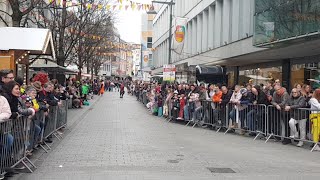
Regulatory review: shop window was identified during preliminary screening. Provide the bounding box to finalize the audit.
[291,63,320,90]
[239,67,282,87]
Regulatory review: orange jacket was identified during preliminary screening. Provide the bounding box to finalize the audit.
[212,91,222,103]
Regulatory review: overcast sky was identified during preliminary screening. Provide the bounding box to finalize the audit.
[114,0,152,44]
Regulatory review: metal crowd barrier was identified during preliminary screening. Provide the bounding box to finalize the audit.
[0,100,70,176]
[265,106,320,152]
[0,116,37,175]
[137,94,320,152]
[56,100,68,131]
[43,106,58,139]
[224,103,268,139]
[200,101,228,131]
[43,100,68,141]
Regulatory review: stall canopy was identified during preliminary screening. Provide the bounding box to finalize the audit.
[0,27,55,59]
[30,64,77,74]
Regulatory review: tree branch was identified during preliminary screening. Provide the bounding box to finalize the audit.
[0,14,9,26]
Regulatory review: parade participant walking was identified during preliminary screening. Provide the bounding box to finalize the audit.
[99,80,105,96]
[120,82,125,98]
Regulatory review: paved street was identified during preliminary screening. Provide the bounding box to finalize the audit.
[19,92,320,180]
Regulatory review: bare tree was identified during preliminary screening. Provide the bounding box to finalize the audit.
[0,0,53,27]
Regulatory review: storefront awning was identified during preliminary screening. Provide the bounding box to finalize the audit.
[196,65,224,75]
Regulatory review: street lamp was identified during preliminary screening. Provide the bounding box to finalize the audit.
[147,0,175,65]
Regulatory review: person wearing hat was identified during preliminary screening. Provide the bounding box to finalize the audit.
[31,81,43,92]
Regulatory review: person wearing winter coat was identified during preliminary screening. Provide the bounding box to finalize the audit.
[0,94,11,121]
[285,88,306,147]
[208,86,222,127]
[184,84,197,120]
[120,83,125,98]
[81,82,90,100]
[309,89,320,151]
[0,90,13,174]
[246,86,270,136]
[192,85,207,126]
[172,92,180,119]
[229,85,242,129]
[0,81,34,169]
[271,84,290,144]
[2,81,35,119]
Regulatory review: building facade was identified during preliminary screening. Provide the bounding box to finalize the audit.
[131,44,142,77]
[152,0,320,89]
[140,13,155,81]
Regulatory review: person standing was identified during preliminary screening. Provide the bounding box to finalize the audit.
[0,69,14,91]
[120,82,125,98]
[271,84,290,144]
[286,88,306,147]
[99,80,105,96]
[81,81,90,100]
[309,89,320,151]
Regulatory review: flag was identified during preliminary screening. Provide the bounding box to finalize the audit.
[131,3,136,10]
[172,17,188,54]
[87,3,92,9]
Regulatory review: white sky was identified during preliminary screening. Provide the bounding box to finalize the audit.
[114,0,152,44]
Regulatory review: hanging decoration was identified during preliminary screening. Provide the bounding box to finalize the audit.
[48,0,153,12]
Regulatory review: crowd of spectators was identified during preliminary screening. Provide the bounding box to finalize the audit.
[132,79,320,151]
[0,69,102,179]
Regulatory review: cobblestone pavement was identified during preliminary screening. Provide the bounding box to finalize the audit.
[18,92,320,180]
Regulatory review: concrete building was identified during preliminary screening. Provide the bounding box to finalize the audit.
[140,13,155,81]
[131,44,142,77]
[101,56,113,77]
[152,0,320,89]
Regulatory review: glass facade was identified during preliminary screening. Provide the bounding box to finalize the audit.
[239,67,282,86]
[254,0,320,46]
[291,62,320,89]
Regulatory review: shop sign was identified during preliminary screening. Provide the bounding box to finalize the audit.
[163,64,176,82]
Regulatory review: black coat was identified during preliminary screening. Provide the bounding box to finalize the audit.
[37,90,58,106]
[256,90,270,105]
[221,90,232,106]
[3,93,33,119]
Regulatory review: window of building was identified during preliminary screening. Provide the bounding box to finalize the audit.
[239,66,282,87]
[147,37,152,48]
[291,62,320,89]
